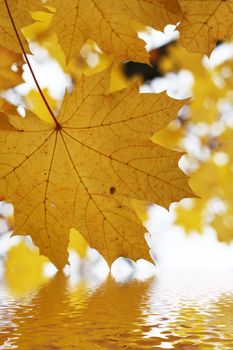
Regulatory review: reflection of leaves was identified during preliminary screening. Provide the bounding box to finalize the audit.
[208,295,233,341]
[0,67,192,269]
[165,296,233,349]
[5,273,233,349]
[6,273,153,349]
[167,306,209,348]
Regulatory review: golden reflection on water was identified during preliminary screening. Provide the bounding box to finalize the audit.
[1,271,233,349]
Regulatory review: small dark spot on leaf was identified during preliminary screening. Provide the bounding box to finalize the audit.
[44,172,47,176]
[109,186,116,194]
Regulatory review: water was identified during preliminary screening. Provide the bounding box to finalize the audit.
[1,270,233,349]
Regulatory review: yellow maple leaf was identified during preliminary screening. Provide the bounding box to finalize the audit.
[48,0,233,60]
[158,0,183,17]
[23,11,132,94]
[0,67,192,269]
[178,0,233,56]
[0,0,47,53]
[131,199,148,223]
[24,88,58,124]
[48,0,180,63]
[0,45,23,91]
[23,8,69,71]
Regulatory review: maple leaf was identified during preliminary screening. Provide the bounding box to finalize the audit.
[0,45,23,91]
[24,88,58,124]
[158,0,182,16]
[0,0,46,53]
[49,0,233,60]
[48,0,180,63]
[0,67,192,269]
[178,0,233,55]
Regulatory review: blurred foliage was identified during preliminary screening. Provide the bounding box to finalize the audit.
[156,43,233,243]
[5,241,49,295]
[69,228,88,259]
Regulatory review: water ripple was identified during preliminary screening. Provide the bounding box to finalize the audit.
[1,271,233,349]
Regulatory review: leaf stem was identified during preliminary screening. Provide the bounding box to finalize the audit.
[4,0,61,128]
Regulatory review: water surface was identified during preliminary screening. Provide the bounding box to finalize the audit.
[1,271,233,349]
